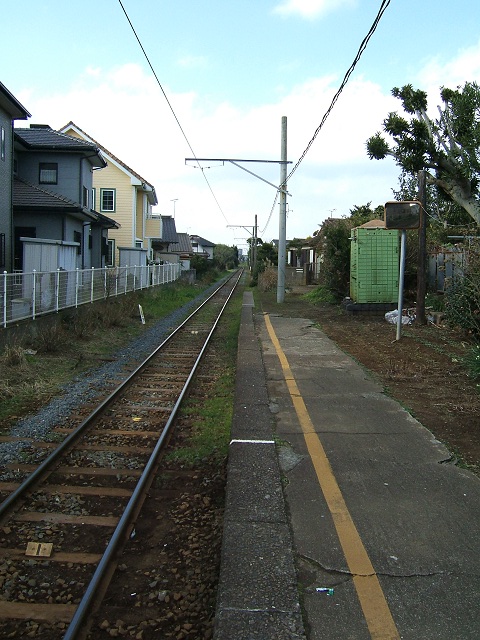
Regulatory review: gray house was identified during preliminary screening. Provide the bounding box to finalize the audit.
[0,81,31,271]
[13,125,118,271]
[147,215,179,263]
[190,234,215,260]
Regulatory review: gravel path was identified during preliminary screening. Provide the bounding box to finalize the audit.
[1,282,220,466]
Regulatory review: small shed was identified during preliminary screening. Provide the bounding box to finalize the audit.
[350,220,399,304]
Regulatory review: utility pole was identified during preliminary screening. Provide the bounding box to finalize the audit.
[252,214,258,276]
[417,170,427,324]
[277,116,287,303]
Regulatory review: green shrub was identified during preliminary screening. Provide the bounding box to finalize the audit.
[303,285,338,305]
[425,292,445,312]
[465,343,480,381]
[444,245,480,335]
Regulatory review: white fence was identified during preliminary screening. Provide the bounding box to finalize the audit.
[1,263,181,328]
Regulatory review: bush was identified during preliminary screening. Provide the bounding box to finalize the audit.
[425,292,445,312]
[316,219,351,298]
[444,244,480,335]
[303,286,338,305]
[34,322,68,353]
[258,267,277,292]
[1,343,27,367]
[465,343,480,381]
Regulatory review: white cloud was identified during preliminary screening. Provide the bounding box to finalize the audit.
[177,54,208,70]
[16,62,401,244]
[416,39,480,107]
[273,0,356,19]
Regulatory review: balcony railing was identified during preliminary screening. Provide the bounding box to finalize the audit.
[1,263,181,328]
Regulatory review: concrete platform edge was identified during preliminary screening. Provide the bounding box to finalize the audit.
[213,292,306,640]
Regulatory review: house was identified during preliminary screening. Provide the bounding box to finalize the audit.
[13,124,118,272]
[190,235,215,259]
[0,81,31,272]
[168,232,194,270]
[60,122,157,267]
[146,214,179,263]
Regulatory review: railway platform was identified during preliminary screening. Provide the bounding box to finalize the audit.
[213,291,480,639]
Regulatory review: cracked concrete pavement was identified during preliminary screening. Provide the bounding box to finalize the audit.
[261,314,480,640]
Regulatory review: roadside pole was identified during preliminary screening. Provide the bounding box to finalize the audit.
[277,116,287,303]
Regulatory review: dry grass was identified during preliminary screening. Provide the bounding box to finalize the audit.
[258,267,278,292]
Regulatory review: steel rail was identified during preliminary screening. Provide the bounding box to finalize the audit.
[0,270,241,521]
[62,268,242,640]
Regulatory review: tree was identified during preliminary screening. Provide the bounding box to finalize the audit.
[213,244,239,270]
[366,82,480,225]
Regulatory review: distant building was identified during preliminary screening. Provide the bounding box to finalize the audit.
[190,234,215,259]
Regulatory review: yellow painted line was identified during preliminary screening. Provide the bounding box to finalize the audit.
[264,314,400,640]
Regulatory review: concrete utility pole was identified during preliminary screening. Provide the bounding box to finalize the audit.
[277,116,287,303]
[252,214,258,275]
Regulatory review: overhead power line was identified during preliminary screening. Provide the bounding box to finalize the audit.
[261,0,391,238]
[117,0,229,224]
[286,0,392,184]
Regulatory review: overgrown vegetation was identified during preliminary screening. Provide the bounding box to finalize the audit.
[190,255,227,284]
[166,290,242,464]
[257,266,277,292]
[0,281,208,422]
[302,285,338,305]
[465,344,480,384]
[443,242,480,336]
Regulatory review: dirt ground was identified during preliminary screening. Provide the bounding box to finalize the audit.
[257,288,480,474]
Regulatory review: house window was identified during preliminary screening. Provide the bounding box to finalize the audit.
[83,186,89,208]
[73,230,82,255]
[39,162,58,184]
[1,127,5,161]
[91,188,96,210]
[0,233,5,267]
[107,239,115,266]
[101,189,115,212]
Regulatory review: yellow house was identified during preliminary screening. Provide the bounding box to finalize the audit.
[60,122,158,266]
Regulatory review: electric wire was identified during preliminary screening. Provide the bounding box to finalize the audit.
[260,192,279,237]
[286,0,391,185]
[117,0,229,224]
[261,0,391,237]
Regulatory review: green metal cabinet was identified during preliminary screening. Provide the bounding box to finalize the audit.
[350,227,400,303]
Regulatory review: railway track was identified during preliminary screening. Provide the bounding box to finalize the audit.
[0,270,242,640]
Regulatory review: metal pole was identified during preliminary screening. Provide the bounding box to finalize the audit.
[396,229,407,341]
[253,215,257,276]
[277,116,287,303]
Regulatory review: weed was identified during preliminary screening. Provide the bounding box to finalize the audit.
[465,343,480,382]
[258,267,278,292]
[425,292,445,312]
[303,286,338,305]
[2,343,27,367]
[166,290,241,465]
[33,322,68,353]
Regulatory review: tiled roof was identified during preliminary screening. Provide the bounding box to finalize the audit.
[15,126,105,157]
[161,216,179,243]
[60,121,157,204]
[190,235,215,247]
[169,233,193,254]
[13,177,119,228]
[13,176,84,210]
[0,81,31,120]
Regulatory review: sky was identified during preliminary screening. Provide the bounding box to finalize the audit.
[3,0,480,250]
